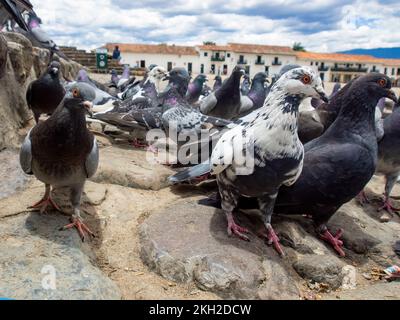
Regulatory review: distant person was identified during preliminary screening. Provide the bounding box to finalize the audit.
[112,46,121,63]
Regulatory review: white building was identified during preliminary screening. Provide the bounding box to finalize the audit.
[103,42,400,84]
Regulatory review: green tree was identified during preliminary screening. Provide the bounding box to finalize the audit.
[293,42,306,52]
[203,41,216,46]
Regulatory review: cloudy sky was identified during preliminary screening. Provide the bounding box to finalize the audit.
[31,0,400,52]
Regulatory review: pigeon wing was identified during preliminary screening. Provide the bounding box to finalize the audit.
[19,129,33,175]
[200,92,218,115]
[85,137,99,178]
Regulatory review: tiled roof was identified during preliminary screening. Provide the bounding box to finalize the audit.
[198,44,232,51]
[103,43,198,56]
[227,43,295,55]
[295,51,381,63]
[379,59,400,67]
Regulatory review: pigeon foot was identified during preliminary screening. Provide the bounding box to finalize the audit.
[29,195,61,214]
[61,217,95,242]
[356,191,370,206]
[320,229,345,257]
[227,214,249,241]
[131,138,148,149]
[378,198,400,217]
[262,224,284,257]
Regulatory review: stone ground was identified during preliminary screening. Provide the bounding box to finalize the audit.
[1,120,400,300]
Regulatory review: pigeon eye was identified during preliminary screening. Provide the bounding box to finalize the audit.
[72,89,80,98]
[301,75,311,85]
[378,79,387,87]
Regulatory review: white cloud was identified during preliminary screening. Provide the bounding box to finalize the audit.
[30,0,400,52]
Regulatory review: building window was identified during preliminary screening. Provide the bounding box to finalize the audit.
[316,62,319,66]
[392,68,395,76]
[140,60,146,68]
[227,53,231,58]
[397,68,400,76]
[384,68,388,75]
[204,52,208,57]
[372,66,377,72]
[167,62,173,71]
[311,62,314,66]
[265,66,269,76]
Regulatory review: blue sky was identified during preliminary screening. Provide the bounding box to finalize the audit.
[31,0,400,52]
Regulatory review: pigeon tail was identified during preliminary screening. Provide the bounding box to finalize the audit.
[169,161,211,184]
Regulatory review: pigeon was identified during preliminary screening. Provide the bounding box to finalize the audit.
[26,60,66,123]
[74,70,115,106]
[200,66,245,120]
[0,0,31,31]
[20,82,99,241]
[368,101,400,222]
[116,65,131,89]
[170,67,328,255]
[213,75,222,91]
[330,82,341,99]
[119,65,167,101]
[186,74,208,104]
[241,74,251,96]
[110,69,119,86]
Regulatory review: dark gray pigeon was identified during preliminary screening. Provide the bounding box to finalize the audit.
[213,75,222,91]
[170,67,328,256]
[200,66,246,120]
[186,74,208,104]
[368,101,400,222]
[26,60,65,123]
[20,82,99,241]
[244,72,270,111]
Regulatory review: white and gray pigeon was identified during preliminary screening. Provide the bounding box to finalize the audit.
[200,66,246,120]
[170,67,328,255]
[20,82,99,241]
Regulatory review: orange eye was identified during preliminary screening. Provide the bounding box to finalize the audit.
[378,79,387,87]
[72,88,80,98]
[301,75,311,84]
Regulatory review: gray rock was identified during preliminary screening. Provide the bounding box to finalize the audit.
[293,254,345,289]
[0,213,121,300]
[0,34,8,79]
[326,282,400,300]
[91,146,174,191]
[0,149,31,200]
[140,200,301,300]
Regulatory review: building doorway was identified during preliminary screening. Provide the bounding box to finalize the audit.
[223,64,228,75]
[200,64,204,74]
[320,73,325,81]
[188,62,193,74]
[140,60,146,68]
[167,62,173,71]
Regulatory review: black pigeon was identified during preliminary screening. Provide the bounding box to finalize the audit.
[200,66,246,120]
[239,74,398,256]
[170,67,328,256]
[241,74,251,96]
[26,60,65,123]
[186,74,208,104]
[213,75,222,91]
[20,82,99,241]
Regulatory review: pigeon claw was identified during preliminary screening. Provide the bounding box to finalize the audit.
[29,196,61,214]
[265,226,285,257]
[227,219,250,242]
[61,218,95,242]
[320,229,345,257]
[131,138,148,149]
[378,198,400,216]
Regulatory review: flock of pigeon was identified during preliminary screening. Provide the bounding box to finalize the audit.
[4,0,400,258]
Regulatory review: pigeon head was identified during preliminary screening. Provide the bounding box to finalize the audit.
[353,73,397,104]
[277,64,301,80]
[47,61,61,78]
[65,83,96,116]
[148,66,168,81]
[111,69,118,76]
[253,72,269,84]
[165,67,191,95]
[27,12,42,28]
[194,74,208,85]
[215,75,222,82]
[232,66,246,78]
[277,67,328,102]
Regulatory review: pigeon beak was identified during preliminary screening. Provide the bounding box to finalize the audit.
[315,87,329,103]
[385,89,398,103]
[83,101,93,117]
[51,68,59,75]
[163,73,170,81]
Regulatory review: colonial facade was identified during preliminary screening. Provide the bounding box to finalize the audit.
[103,42,400,83]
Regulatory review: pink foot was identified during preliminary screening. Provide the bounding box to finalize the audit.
[190,173,211,184]
[378,198,400,215]
[320,229,345,257]
[131,138,148,149]
[227,214,249,241]
[29,196,61,214]
[265,225,284,257]
[61,217,95,242]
